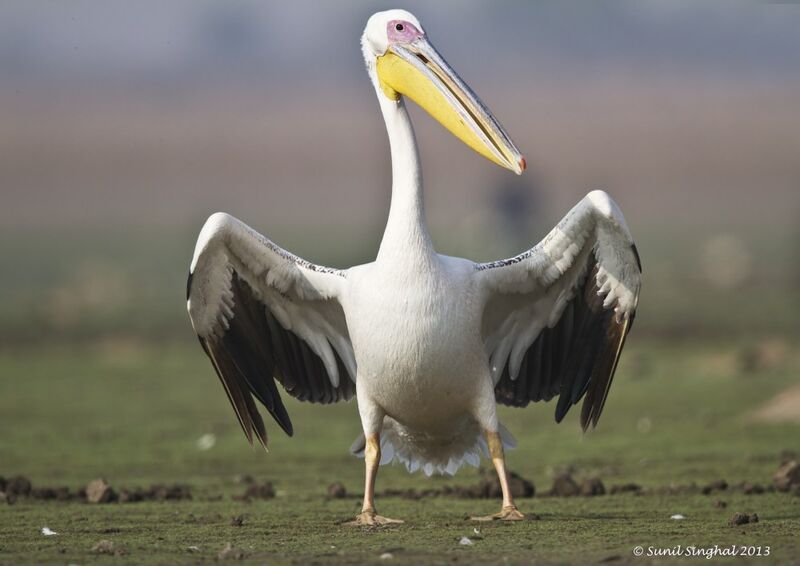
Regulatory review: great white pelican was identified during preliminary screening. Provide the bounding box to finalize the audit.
[187,9,641,525]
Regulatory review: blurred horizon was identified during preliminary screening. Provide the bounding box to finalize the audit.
[4,1,800,82]
[0,1,798,345]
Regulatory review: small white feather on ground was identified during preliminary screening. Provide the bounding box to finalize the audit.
[196,433,216,450]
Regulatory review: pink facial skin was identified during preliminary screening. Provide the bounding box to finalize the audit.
[387,20,424,44]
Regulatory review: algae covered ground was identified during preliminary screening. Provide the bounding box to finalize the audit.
[1,340,799,564]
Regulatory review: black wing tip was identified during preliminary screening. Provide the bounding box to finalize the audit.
[579,401,602,432]
[554,395,572,423]
[278,417,294,437]
[253,424,269,450]
[275,408,294,437]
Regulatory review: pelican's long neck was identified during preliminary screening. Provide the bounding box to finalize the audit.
[375,93,435,263]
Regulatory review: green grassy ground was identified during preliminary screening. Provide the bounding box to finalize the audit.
[1,340,799,564]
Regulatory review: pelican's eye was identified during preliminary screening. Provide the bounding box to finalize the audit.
[387,20,421,43]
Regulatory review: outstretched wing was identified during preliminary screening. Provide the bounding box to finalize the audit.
[476,190,641,430]
[187,212,356,448]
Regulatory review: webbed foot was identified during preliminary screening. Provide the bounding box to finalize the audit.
[471,504,526,522]
[347,509,404,526]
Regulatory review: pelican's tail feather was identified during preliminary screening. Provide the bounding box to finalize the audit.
[350,418,516,477]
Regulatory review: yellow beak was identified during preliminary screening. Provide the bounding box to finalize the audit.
[376,38,525,175]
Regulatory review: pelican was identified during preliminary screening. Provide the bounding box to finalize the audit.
[187,9,641,525]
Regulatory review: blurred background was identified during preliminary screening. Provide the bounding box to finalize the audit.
[1,0,799,346]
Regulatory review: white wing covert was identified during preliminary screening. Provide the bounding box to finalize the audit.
[476,191,641,429]
[187,213,356,447]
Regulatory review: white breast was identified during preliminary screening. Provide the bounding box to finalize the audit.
[342,255,486,429]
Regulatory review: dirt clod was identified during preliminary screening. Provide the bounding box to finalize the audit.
[236,481,275,501]
[580,477,606,496]
[741,482,765,495]
[773,460,800,492]
[506,471,536,498]
[701,479,728,494]
[230,515,244,527]
[730,512,759,526]
[117,489,143,503]
[218,542,246,560]
[609,483,642,495]
[327,482,347,498]
[86,479,116,504]
[551,473,580,496]
[114,484,192,503]
[150,484,192,501]
[478,470,535,499]
[31,487,71,501]
[91,540,123,555]
[713,500,727,508]
[6,475,32,496]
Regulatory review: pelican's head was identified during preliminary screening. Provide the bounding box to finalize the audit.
[362,10,526,175]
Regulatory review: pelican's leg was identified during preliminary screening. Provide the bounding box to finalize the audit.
[348,394,403,526]
[351,433,403,526]
[471,430,526,521]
